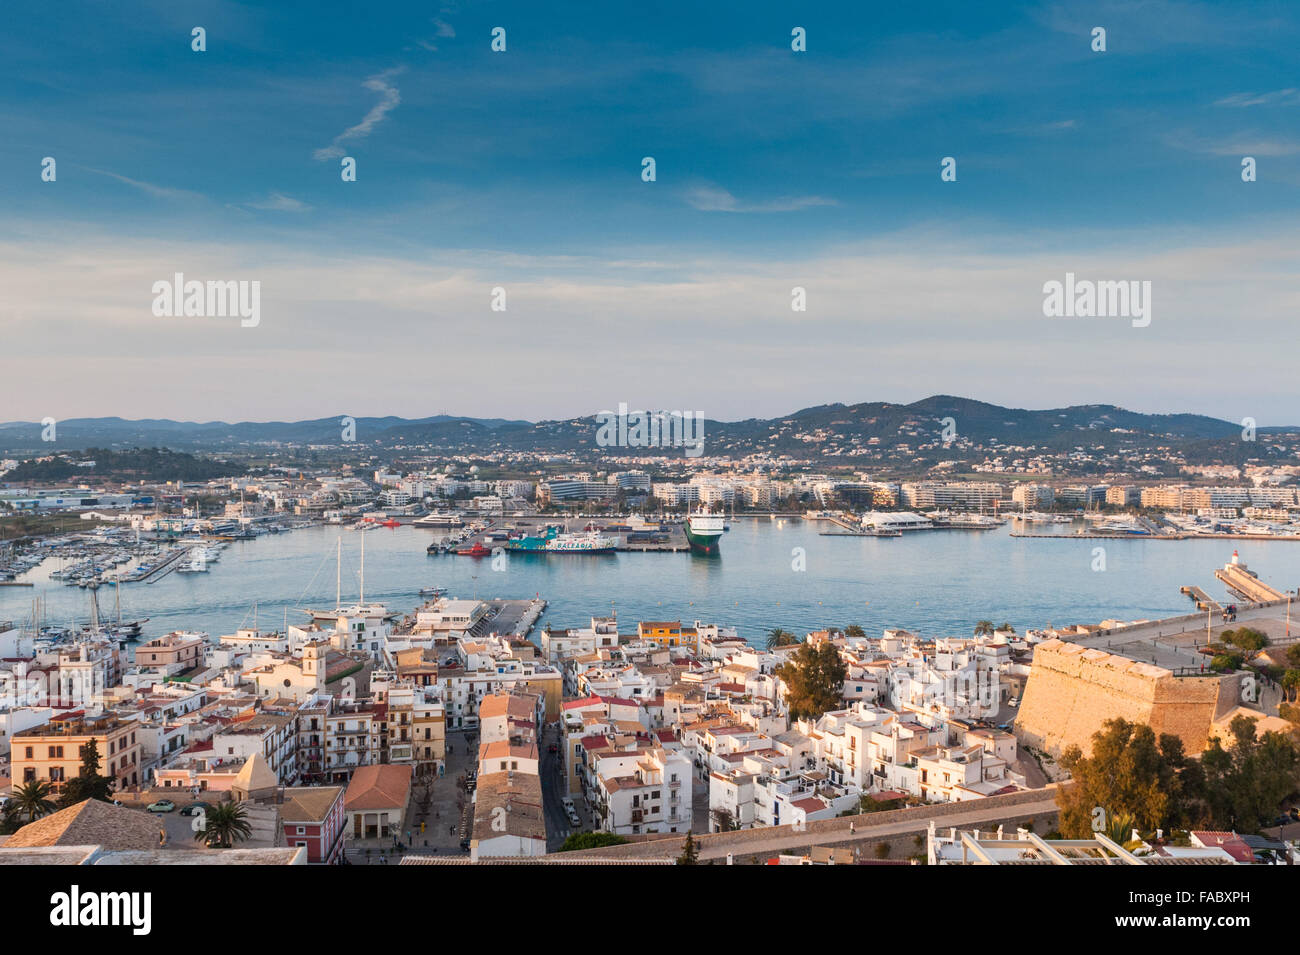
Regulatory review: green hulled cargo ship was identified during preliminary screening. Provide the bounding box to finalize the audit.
[684,512,725,555]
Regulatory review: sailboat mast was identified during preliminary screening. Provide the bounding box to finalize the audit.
[335,536,342,608]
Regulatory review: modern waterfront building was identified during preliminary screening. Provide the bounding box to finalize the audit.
[901,481,1006,510]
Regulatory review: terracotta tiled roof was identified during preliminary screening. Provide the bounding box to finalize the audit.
[344,764,412,811]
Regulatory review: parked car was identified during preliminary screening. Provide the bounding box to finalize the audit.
[146,799,176,813]
[179,802,206,817]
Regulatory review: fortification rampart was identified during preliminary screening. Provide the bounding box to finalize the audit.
[1015,639,1230,756]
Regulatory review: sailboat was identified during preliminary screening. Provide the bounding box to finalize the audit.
[81,580,148,642]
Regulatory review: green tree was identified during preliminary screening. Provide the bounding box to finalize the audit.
[57,738,115,808]
[1056,719,1197,837]
[194,801,253,849]
[1199,715,1300,833]
[1210,653,1244,673]
[676,831,700,865]
[7,779,56,826]
[1222,627,1269,654]
[1285,645,1300,669]
[558,832,628,852]
[997,622,1015,634]
[844,625,866,638]
[775,641,847,721]
[973,620,995,636]
[765,628,800,651]
[1283,670,1300,703]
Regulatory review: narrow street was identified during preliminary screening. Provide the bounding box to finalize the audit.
[539,721,579,850]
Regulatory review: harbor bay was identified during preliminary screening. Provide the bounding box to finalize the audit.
[5,520,1299,644]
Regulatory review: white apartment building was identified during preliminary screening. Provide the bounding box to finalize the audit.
[1012,483,1055,509]
[591,747,692,836]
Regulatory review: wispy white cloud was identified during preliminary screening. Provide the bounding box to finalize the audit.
[1205,138,1300,157]
[416,16,457,49]
[313,68,404,161]
[1166,129,1300,157]
[82,167,203,201]
[1214,88,1300,108]
[684,184,836,214]
[244,192,312,212]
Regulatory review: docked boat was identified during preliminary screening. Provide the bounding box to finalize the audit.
[454,542,494,557]
[414,512,464,527]
[684,511,725,555]
[505,527,618,554]
[926,511,1005,529]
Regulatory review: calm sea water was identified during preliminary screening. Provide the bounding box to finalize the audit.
[4,521,1299,644]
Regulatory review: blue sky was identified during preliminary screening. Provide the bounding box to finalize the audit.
[3,1,1299,423]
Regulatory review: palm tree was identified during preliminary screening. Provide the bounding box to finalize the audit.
[194,801,253,849]
[844,625,866,638]
[1105,811,1140,849]
[998,622,1015,634]
[10,779,56,824]
[973,620,995,637]
[765,628,800,651]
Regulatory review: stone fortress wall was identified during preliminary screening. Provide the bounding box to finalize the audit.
[1015,639,1237,756]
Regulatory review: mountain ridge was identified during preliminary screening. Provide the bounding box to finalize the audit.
[0,397,1287,457]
